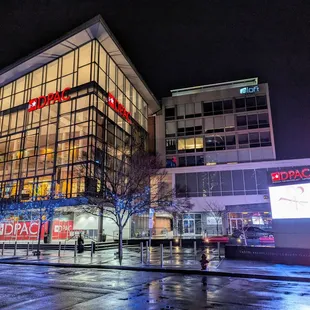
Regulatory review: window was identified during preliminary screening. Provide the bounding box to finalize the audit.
[176,174,186,197]
[179,157,186,167]
[203,102,213,116]
[237,115,247,130]
[226,135,236,149]
[214,116,224,132]
[204,117,214,133]
[232,170,245,195]
[213,101,223,115]
[195,102,202,117]
[247,114,258,129]
[260,131,271,146]
[177,121,185,136]
[243,169,257,194]
[187,173,197,196]
[235,98,245,112]
[177,105,185,119]
[166,122,176,137]
[197,172,209,196]
[185,138,195,153]
[225,115,235,131]
[185,103,194,118]
[205,136,216,151]
[258,113,269,128]
[257,96,267,109]
[187,156,196,167]
[255,169,268,194]
[165,107,175,121]
[185,120,194,136]
[195,137,203,152]
[238,134,249,148]
[209,171,220,196]
[246,97,256,111]
[249,132,260,148]
[223,100,233,113]
[195,119,203,134]
[221,171,233,195]
[166,139,176,154]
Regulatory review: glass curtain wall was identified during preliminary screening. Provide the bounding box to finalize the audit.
[0,39,148,202]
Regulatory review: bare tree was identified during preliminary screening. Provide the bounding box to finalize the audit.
[78,139,192,261]
[204,201,225,236]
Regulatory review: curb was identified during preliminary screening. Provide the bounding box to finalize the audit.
[0,259,309,283]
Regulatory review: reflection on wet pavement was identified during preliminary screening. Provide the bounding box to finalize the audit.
[0,264,309,309]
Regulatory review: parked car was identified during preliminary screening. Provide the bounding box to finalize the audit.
[204,236,229,244]
[229,226,273,245]
[232,226,273,239]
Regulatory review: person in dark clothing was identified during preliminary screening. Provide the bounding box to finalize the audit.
[200,253,209,270]
[77,233,84,253]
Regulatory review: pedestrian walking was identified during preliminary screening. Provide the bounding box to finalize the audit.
[77,233,84,253]
[200,253,209,270]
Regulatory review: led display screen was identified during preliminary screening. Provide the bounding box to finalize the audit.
[269,183,310,219]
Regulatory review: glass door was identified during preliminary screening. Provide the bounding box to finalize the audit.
[183,219,195,234]
[229,218,243,235]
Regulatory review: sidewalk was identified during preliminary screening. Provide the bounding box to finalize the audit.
[1,246,310,282]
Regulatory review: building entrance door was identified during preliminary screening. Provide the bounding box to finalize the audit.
[229,218,243,235]
[183,219,195,235]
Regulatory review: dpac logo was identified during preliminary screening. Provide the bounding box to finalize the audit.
[240,85,260,94]
[271,168,310,183]
[28,87,71,112]
[108,93,132,124]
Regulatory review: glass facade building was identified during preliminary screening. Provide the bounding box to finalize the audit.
[0,16,160,241]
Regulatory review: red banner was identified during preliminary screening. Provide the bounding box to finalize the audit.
[52,220,73,239]
[0,220,73,241]
[0,221,47,241]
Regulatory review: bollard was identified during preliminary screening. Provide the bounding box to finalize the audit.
[140,242,144,263]
[58,241,61,257]
[26,242,29,257]
[217,242,221,259]
[194,241,197,257]
[74,241,77,257]
[180,238,182,248]
[160,244,164,267]
[169,240,172,259]
[14,241,17,256]
[2,242,4,255]
[91,241,94,258]
[146,241,149,263]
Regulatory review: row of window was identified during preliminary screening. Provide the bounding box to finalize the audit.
[165,95,268,120]
[175,168,272,197]
[166,112,269,137]
[166,131,272,154]
[166,146,274,167]
[0,40,148,130]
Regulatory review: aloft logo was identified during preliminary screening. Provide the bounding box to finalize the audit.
[240,85,260,94]
[271,168,310,183]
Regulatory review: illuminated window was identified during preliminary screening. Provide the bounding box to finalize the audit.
[78,65,91,85]
[79,42,91,67]
[47,60,58,82]
[62,51,74,76]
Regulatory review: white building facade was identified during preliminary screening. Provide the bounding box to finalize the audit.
[153,78,309,237]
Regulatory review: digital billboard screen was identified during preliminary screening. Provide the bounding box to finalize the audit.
[269,183,310,219]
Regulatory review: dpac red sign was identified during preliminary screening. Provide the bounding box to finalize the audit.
[28,87,71,112]
[271,167,310,184]
[108,93,132,124]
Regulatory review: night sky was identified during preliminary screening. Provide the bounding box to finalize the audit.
[0,1,309,160]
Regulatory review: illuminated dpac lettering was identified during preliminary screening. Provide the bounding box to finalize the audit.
[108,93,132,124]
[271,168,310,183]
[28,87,71,112]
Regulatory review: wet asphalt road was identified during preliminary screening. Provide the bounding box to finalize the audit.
[0,265,309,309]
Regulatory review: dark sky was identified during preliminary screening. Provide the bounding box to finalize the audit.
[0,0,309,160]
